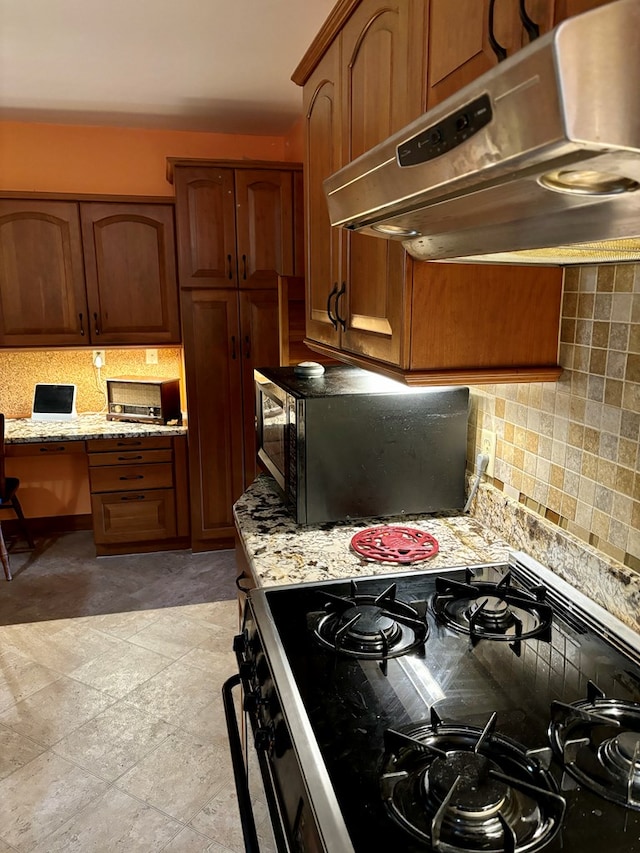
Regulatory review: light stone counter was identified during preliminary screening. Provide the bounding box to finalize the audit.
[5,413,187,444]
[235,475,640,633]
[233,475,510,587]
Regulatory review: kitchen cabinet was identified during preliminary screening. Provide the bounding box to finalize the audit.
[172,163,298,290]
[179,288,281,550]
[172,161,302,550]
[303,0,427,365]
[180,290,244,551]
[80,203,180,345]
[0,198,180,347]
[293,0,564,386]
[87,434,189,556]
[0,200,88,347]
[427,0,614,109]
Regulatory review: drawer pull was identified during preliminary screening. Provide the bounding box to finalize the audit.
[116,440,142,446]
[120,494,146,501]
[40,446,66,453]
[119,474,144,480]
[118,455,143,461]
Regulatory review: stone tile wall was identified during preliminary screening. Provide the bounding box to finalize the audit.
[469,264,640,571]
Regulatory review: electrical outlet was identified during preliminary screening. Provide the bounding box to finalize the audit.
[480,429,496,478]
[92,350,105,367]
[146,348,158,364]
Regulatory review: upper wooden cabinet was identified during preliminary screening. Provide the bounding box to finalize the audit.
[0,200,88,346]
[293,0,564,386]
[427,0,612,108]
[172,163,299,291]
[0,198,180,348]
[80,203,180,345]
[302,0,426,366]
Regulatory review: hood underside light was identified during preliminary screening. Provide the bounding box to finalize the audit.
[538,169,640,196]
[371,223,421,237]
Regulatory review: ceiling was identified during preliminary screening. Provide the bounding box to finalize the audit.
[0,0,335,135]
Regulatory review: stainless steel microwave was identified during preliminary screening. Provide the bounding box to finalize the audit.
[255,365,469,525]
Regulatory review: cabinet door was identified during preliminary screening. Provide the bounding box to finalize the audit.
[81,203,181,344]
[174,167,238,289]
[303,40,342,349]
[181,289,244,550]
[427,0,522,108]
[554,0,612,21]
[234,170,294,289]
[239,289,280,487]
[0,200,89,346]
[339,0,424,365]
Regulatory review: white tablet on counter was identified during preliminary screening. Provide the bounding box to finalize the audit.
[31,383,78,421]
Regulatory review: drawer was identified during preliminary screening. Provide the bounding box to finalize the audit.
[6,441,86,457]
[86,436,172,453]
[91,488,177,544]
[89,462,174,493]
[88,449,173,467]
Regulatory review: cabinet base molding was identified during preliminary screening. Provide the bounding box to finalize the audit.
[304,340,563,386]
[95,536,190,557]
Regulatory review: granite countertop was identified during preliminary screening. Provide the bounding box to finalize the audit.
[5,413,187,443]
[234,475,640,633]
[233,475,510,587]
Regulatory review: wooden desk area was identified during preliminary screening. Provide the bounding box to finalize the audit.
[3,414,189,555]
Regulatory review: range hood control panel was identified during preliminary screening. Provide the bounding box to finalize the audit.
[397,94,492,167]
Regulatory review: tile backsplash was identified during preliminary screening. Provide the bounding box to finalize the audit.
[0,348,184,417]
[469,264,640,572]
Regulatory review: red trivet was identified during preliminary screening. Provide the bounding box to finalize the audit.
[350,525,439,564]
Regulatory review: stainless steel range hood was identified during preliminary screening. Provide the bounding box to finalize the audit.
[324,0,640,266]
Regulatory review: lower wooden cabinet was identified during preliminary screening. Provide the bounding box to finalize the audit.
[87,435,189,555]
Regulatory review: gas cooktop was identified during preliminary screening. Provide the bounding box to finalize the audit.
[232,553,640,852]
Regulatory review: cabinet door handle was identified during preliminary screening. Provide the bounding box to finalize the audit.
[39,445,66,453]
[79,313,85,336]
[244,335,251,359]
[231,335,237,359]
[519,0,539,42]
[120,494,146,501]
[335,282,347,331]
[227,254,233,280]
[242,254,247,280]
[93,312,101,335]
[327,283,339,329]
[119,474,145,480]
[118,455,143,461]
[488,0,508,61]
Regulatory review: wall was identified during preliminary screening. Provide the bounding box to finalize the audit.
[0,120,303,196]
[469,263,640,572]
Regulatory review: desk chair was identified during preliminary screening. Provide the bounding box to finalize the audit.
[1,414,35,580]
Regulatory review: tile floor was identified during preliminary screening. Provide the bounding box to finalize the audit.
[0,533,273,852]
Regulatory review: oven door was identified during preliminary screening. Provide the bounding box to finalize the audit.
[224,593,351,852]
[255,371,290,493]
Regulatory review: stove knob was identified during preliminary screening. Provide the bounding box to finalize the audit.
[232,632,248,655]
[254,725,273,753]
[243,690,262,714]
[239,660,255,682]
